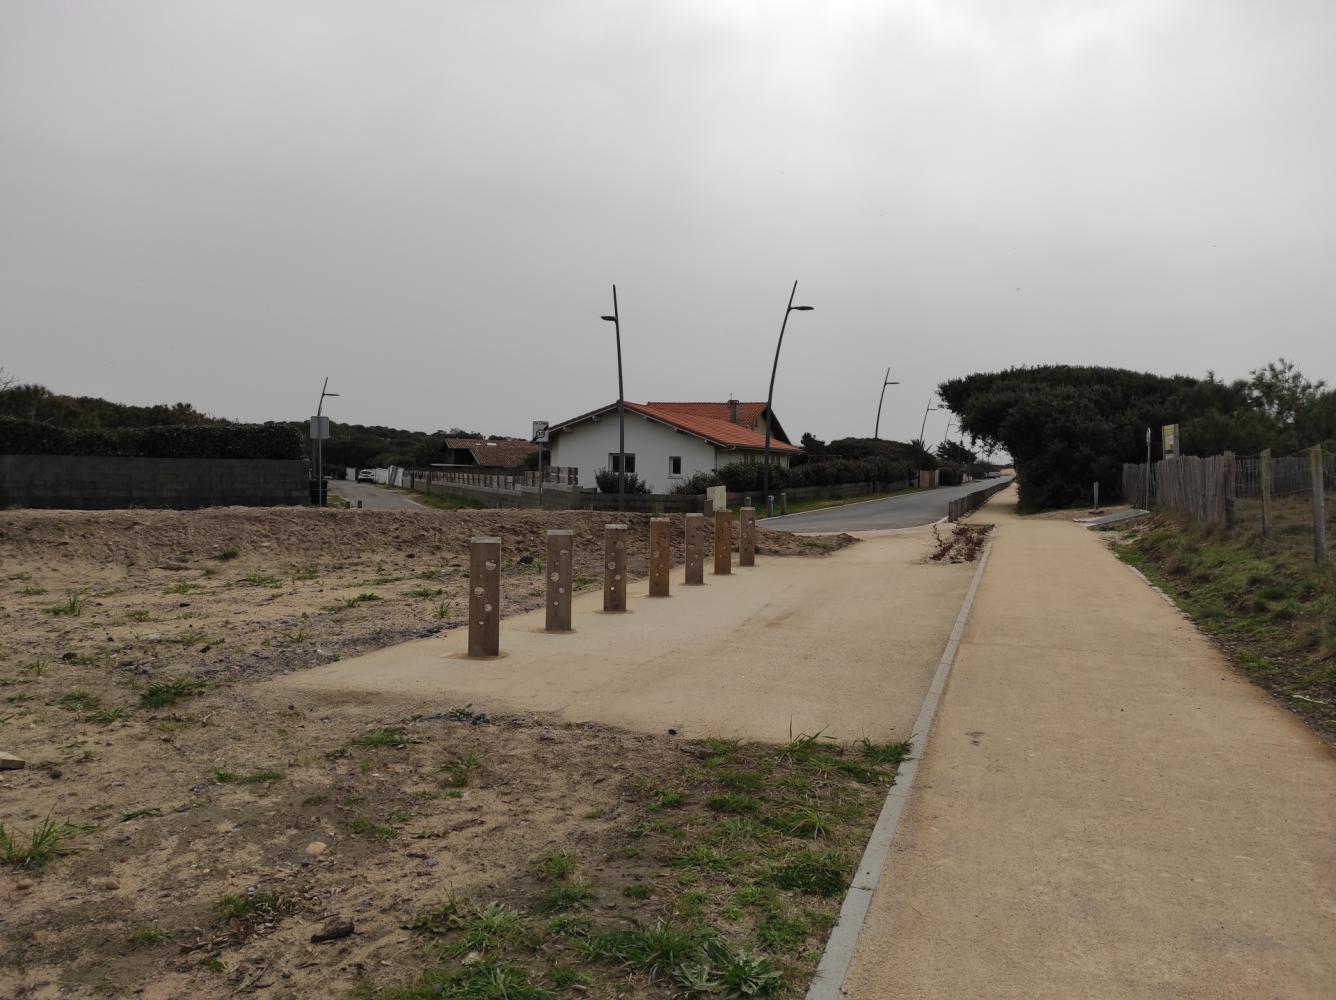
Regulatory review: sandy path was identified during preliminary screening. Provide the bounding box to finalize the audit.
[264,528,975,744]
[841,488,1336,999]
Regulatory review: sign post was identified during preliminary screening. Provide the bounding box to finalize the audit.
[533,420,549,506]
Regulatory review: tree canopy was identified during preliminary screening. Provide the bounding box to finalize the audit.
[938,360,1336,510]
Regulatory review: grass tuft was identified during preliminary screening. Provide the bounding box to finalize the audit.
[139,677,208,709]
[0,812,90,870]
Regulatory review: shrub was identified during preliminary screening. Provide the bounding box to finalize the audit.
[593,468,651,494]
[670,470,721,495]
[0,418,304,460]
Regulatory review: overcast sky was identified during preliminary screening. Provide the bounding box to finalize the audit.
[2,1,1332,444]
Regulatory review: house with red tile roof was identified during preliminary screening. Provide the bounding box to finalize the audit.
[546,399,800,493]
[438,437,538,469]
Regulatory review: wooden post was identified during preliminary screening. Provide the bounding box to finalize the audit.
[739,507,756,567]
[604,524,628,612]
[713,508,732,575]
[766,495,774,518]
[1260,449,1273,539]
[649,518,671,597]
[545,529,572,632]
[468,536,501,657]
[684,512,705,585]
[1093,481,1100,510]
[1223,451,1236,533]
[1312,446,1327,563]
[780,492,788,515]
[702,495,714,517]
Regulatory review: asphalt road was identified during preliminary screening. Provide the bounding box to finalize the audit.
[327,479,424,511]
[763,478,1013,532]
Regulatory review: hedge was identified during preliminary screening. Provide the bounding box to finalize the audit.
[710,457,916,493]
[0,418,306,461]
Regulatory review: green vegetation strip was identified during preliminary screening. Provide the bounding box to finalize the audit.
[358,734,912,999]
[1116,516,1335,739]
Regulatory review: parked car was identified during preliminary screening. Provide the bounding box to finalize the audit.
[356,469,375,483]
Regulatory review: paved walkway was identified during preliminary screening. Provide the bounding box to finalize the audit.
[327,479,424,510]
[842,488,1336,999]
[765,478,1012,533]
[265,528,974,744]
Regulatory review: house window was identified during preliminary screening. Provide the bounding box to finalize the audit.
[669,456,683,477]
[608,453,636,475]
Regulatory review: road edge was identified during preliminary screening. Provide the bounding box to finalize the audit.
[804,533,996,1000]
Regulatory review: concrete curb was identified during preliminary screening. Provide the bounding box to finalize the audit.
[804,534,996,1000]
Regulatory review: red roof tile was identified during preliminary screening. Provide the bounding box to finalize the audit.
[646,402,768,427]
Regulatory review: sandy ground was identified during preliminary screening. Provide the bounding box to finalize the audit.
[0,507,851,687]
[267,531,977,744]
[2,505,970,999]
[843,488,1336,999]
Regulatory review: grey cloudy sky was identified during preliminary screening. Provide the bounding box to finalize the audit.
[2,0,1332,444]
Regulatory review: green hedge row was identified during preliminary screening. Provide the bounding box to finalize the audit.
[0,417,306,461]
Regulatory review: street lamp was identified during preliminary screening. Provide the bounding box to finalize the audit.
[917,398,942,444]
[314,377,339,506]
[874,368,900,440]
[601,286,626,512]
[762,280,813,498]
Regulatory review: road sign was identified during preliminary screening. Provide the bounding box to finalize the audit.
[310,415,330,440]
[532,420,550,443]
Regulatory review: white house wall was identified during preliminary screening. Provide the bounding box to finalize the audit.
[550,415,719,492]
[551,413,791,492]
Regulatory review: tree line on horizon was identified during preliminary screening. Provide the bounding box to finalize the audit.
[939,359,1336,510]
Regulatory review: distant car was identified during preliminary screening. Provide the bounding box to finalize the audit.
[356,469,375,483]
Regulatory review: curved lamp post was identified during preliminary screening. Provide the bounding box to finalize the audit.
[874,368,900,440]
[601,286,626,512]
[918,398,943,444]
[762,281,813,498]
[314,377,339,506]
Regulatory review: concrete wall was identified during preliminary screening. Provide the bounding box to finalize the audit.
[0,454,309,509]
[550,413,790,492]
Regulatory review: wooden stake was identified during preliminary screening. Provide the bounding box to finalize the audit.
[545,530,572,632]
[649,518,671,597]
[468,537,501,657]
[604,524,628,611]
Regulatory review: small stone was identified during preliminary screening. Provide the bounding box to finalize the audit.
[101,878,120,890]
[461,951,482,966]
[48,768,62,780]
[304,841,328,857]
[175,803,190,813]
[667,728,678,736]
[15,880,32,891]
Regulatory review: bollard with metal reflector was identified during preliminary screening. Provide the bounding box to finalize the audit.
[684,513,705,585]
[545,530,572,632]
[468,537,501,657]
[739,507,756,567]
[713,509,732,575]
[604,524,628,611]
[649,518,671,597]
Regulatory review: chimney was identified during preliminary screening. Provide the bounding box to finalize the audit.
[728,398,739,423]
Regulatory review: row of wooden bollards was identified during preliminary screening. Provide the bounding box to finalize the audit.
[466,507,758,657]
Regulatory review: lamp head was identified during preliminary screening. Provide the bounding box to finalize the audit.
[791,305,814,311]
[601,315,616,322]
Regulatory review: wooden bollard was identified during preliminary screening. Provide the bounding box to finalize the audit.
[545,529,573,632]
[649,518,671,597]
[780,492,788,515]
[604,524,628,612]
[468,536,501,657]
[713,509,732,575]
[684,512,705,585]
[739,507,756,567]
[766,495,774,518]
[702,495,714,517]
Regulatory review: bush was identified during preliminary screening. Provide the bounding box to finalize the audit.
[670,471,721,495]
[713,457,915,493]
[0,418,304,460]
[593,468,651,494]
